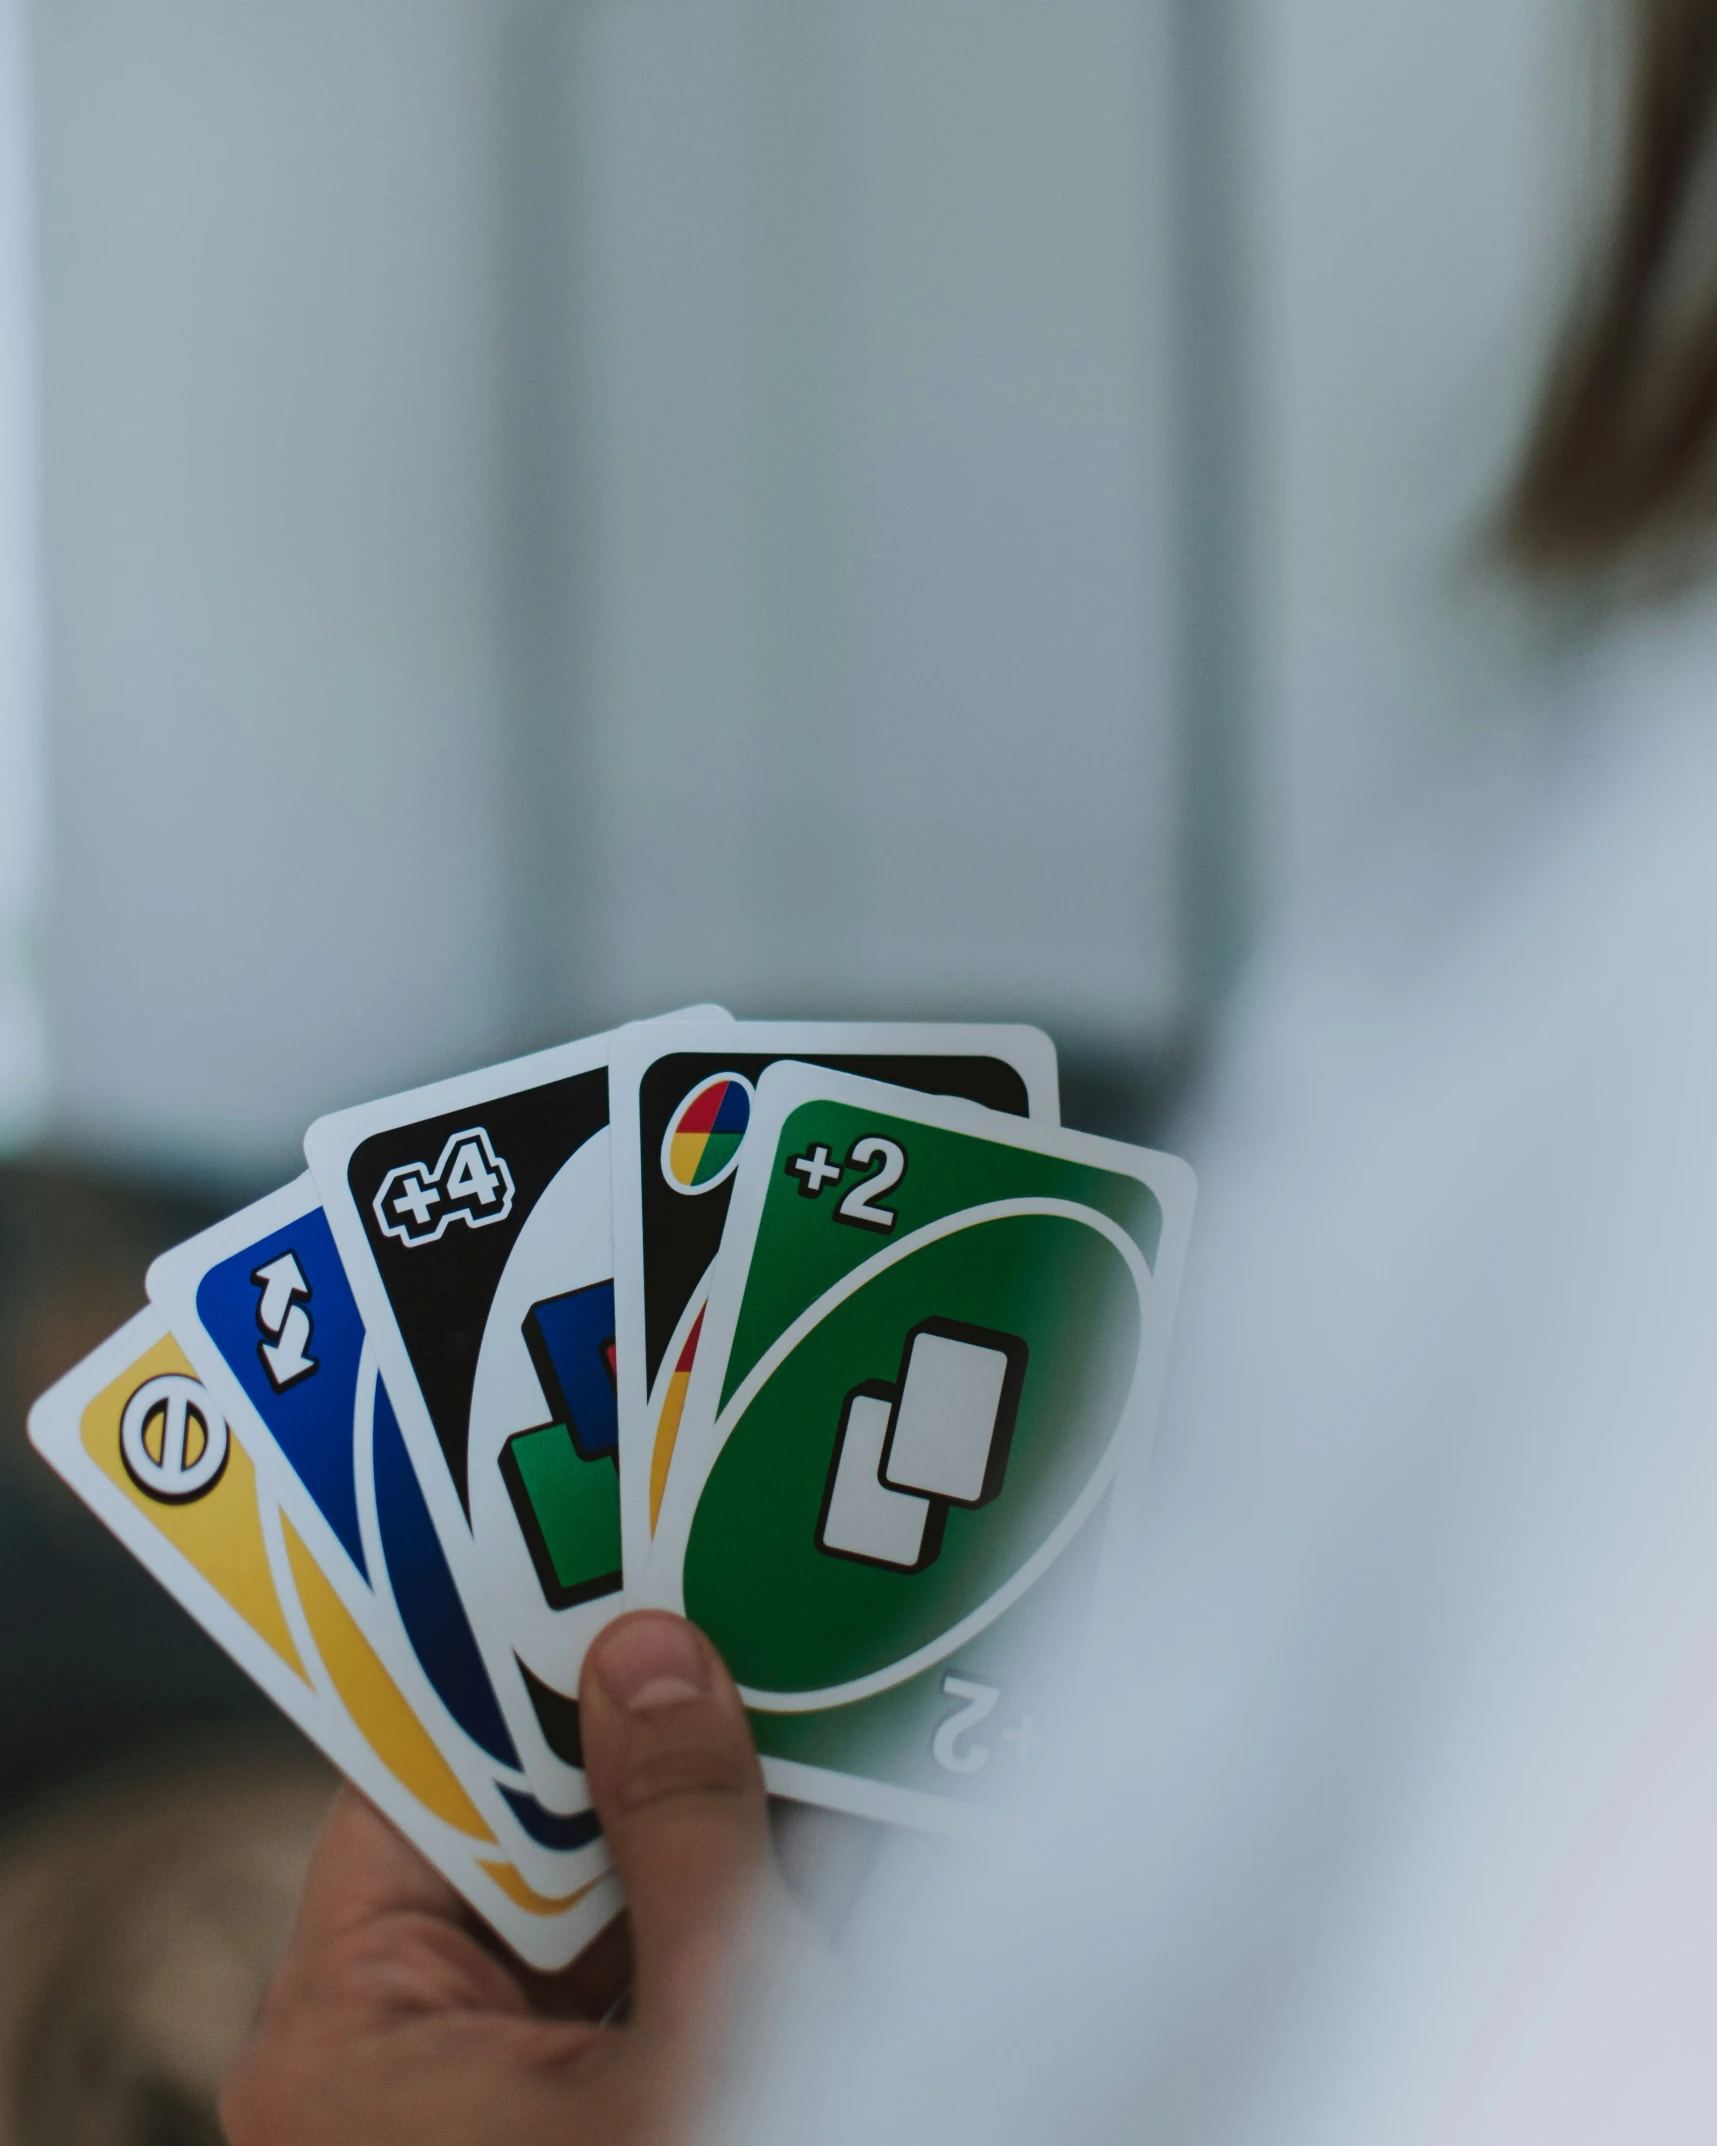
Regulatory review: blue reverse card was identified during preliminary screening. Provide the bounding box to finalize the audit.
[148,1178,603,1859]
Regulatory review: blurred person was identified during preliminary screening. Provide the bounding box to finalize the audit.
[226,0,1717,2140]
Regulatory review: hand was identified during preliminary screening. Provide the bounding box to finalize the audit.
[221,1612,775,2146]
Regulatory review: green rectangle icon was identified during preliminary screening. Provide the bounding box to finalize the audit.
[500,1422,622,1611]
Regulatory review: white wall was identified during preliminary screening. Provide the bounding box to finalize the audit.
[0,0,47,1146]
[557,0,1181,1048]
[32,0,522,1182]
[1248,0,1574,927]
[13,0,1592,1177]
[25,0,1183,1182]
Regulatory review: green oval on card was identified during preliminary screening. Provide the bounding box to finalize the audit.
[681,1209,1142,1696]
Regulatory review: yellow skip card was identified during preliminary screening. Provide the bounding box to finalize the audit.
[28,1309,622,1971]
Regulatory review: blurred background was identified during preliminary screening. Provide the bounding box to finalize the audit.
[0,0,1575,2133]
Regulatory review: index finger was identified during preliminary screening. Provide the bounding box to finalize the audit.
[286,1788,628,2025]
[290,1785,467,1950]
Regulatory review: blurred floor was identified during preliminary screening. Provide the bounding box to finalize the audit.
[0,1158,332,2146]
[0,1745,335,2146]
[0,1158,299,1817]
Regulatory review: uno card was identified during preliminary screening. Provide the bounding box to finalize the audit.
[608,1021,1059,1589]
[27,1309,622,1970]
[147,1178,609,1895]
[303,1011,729,1810]
[645,1063,1194,1832]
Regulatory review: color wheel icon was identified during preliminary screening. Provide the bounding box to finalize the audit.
[661,1074,754,1195]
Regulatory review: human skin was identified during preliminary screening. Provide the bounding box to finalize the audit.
[221,1612,776,2146]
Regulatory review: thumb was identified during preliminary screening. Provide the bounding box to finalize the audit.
[580,1612,772,2038]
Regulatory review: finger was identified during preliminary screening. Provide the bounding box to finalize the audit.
[301,1791,628,2023]
[579,1614,770,2035]
[276,1788,528,2024]
[515,1908,633,2022]
[292,1786,468,1949]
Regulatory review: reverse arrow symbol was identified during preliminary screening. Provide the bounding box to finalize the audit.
[260,1303,318,1389]
[253,1252,309,1335]
[251,1252,317,1389]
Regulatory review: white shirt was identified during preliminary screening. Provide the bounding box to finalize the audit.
[729,599,1717,2145]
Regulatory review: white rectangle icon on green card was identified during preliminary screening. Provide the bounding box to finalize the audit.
[882,1324,1021,1506]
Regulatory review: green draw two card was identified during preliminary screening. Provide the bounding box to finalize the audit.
[646,1064,1195,1831]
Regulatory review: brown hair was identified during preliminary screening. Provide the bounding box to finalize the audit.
[1505,0,1717,579]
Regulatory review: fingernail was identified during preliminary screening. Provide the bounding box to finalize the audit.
[594,1614,711,1713]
